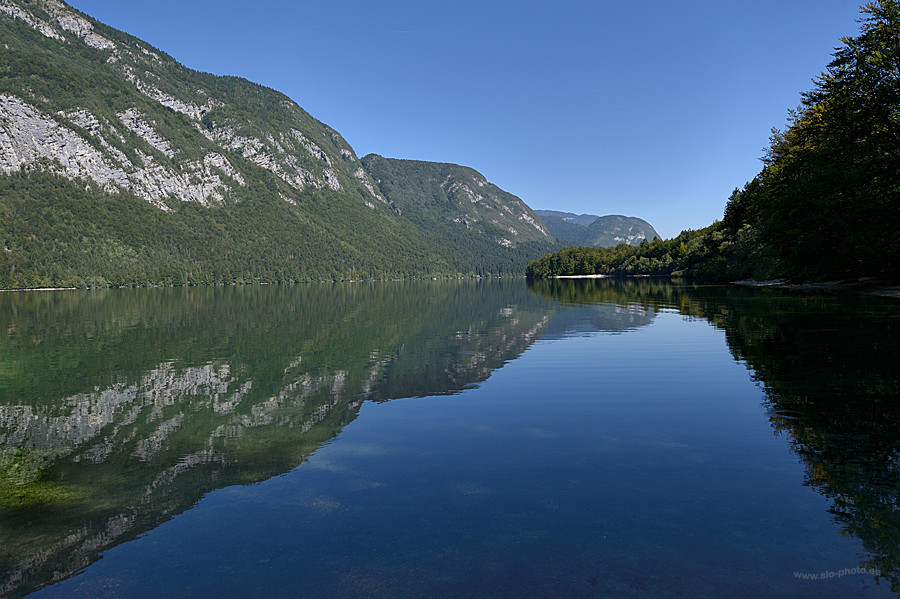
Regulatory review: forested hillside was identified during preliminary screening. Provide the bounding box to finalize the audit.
[0,0,558,288]
[360,155,560,277]
[526,224,754,281]
[529,0,900,283]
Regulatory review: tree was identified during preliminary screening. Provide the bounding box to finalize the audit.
[756,0,900,280]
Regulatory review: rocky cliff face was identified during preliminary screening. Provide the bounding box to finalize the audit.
[0,0,385,211]
[0,94,250,209]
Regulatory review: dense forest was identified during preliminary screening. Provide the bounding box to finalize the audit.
[529,0,900,283]
[0,170,556,288]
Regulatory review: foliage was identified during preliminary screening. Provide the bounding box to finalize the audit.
[749,1,900,280]
[539,215,593,244]
[534,210,600,227]
[360,154,551,243]
[526,217,760,282]
[0,171,468,287]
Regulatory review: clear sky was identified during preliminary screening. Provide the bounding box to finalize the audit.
[68,0,863,239]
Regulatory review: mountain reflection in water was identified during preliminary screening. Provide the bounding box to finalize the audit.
[0,280,659,598]
[1,278,899,597]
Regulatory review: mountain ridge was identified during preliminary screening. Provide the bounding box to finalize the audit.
[535,210,660,247]
[534,210,600,227]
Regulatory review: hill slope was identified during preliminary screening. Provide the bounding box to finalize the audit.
[361,155,559,276]
[0,0,557,287]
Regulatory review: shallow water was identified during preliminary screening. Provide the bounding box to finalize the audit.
[2,279,899,598]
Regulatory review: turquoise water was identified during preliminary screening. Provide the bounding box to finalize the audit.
[2,279,898,597]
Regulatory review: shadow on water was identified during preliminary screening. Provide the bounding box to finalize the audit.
[529,277,900,593]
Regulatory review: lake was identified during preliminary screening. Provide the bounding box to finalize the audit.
[1,279,899,598]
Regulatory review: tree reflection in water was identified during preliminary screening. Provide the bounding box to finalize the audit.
[530,277,900,591]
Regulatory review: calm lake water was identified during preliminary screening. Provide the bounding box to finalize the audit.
[1,279,899,598]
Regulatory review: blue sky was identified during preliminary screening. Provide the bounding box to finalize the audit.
[69,0,863,239]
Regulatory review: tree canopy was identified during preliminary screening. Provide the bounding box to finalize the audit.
[755,0,900,279]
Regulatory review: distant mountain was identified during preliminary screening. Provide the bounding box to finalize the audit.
[0,0,557,287]
[534,210,600,227]
[535,211,660,247]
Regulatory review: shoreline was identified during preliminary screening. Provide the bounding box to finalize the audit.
[0,276,507,292]
[731,279,900,299]
[552,274,656,279]
[545,275,900,299]
[0,287,78,292]
[3,278,898,299]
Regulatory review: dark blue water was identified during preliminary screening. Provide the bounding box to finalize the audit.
[2,280,898,598]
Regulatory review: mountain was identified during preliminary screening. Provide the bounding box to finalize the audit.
[363,156,551,245]
[360,155,557,275]
[0,0,557,288]
[534,210,600,227]
[535,210,660,247]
